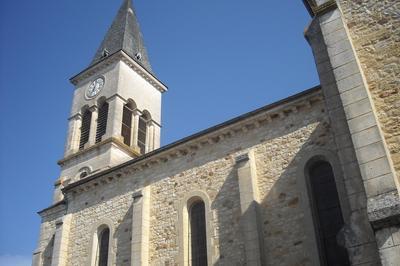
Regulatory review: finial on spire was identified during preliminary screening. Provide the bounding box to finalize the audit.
[90,0,153,73]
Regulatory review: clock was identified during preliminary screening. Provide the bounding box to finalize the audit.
[86,77,105,99]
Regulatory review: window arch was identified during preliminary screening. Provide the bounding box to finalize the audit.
[79,108,92,150]
[91,225,111,266]
[179,192,212,266]
[307,160,350,266]
[189,200,208,266]
[97,227,110,266]
[121,102,134,146]
[137,112,150,154]
[96,100,109,143]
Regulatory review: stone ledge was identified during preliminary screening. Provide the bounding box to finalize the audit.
[303,0,337,17]
[58,137,141,166]
[368,190,400,229]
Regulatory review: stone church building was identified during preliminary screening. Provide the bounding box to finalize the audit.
[33,0,399,265]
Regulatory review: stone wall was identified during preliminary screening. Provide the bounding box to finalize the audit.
[56,94,336,265]
[337,0,400,180]
[37,90,376,265]
[34,205,65,265]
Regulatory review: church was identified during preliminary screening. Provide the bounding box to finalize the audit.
[33,0,400,265]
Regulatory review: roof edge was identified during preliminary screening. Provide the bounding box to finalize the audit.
[62,85,322,193]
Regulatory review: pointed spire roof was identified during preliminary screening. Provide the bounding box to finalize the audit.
[90,0,153,73]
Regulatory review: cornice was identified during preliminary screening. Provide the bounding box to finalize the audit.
[58,137,141,166]
[37,200,66,216]
[70,50,168,93]
[303,0,337,17]
[62,86,324,195]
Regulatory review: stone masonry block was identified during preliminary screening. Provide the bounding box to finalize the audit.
[392,227,400,245]
[376,227,394,249]
[325,28,348,46]
[335,132,353,149]
[379,245,400,266]
[342,161,362,180]
[339,146,358,166]
[322,82,340,98]
[365,173,396,197]
[348,242,380,265]
[316,60,333,76]
[356,142,387,165]
[348,112,376,134]
[351,126,381,149]
[345,175,365,196]
[326,94,342,110]
[333,60,359,81]
[344,98,372,120]
[340,85,369,107]
[314,49,330,65]
[359,157,392,181]
[321,17,344,35]
[319,8,341,25]
[326,38,352,57]
[319,70,337,87]
[347,191,367,211]
[336,73,364,94]
[330,49,355,69]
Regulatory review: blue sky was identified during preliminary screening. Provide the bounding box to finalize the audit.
[0,0,318,263]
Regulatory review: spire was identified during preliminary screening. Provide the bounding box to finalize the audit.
[90,0,153,73]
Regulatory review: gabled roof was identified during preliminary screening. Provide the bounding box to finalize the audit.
[90,0,153,73]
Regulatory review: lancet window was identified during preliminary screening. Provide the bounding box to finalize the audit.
[308,161,350,266]
[189,200,208,266]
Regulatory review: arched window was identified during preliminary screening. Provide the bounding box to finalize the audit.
[79,109,92,150]
[137,113,148,154]
[189,201,208,266]
[96,101,109,143]
[121,103,133,146]
[308,161,350,266]
[96,227,110,266]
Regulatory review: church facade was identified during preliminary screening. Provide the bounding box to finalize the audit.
[33,0,400,265]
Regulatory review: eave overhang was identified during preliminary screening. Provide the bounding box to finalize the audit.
[62,85,323,194]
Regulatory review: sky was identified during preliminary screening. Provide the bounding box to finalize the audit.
[0,0,319,264]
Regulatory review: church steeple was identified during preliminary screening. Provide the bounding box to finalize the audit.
[91,0,152,73]
[55,0,166,203]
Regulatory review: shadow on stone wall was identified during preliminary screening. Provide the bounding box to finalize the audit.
[65,105,379,264]
[213,122,378,265]
[115,205,133,265]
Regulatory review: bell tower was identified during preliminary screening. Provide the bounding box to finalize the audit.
[54,0,167,202]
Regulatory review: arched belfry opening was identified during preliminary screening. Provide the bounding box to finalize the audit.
[79,108,92,150]
[121,101,135,147]
[96,98,109,144]
[138,111,150,154]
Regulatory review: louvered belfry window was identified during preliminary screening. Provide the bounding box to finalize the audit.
[98,228,110,266]
[137,115,147,154]
[96,102,109,143]
[309,161,350,266]
[190,201,208,266]
[121,105,133,146]
[79,110,92,150]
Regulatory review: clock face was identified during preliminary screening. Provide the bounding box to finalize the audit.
[86,77,105,99]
